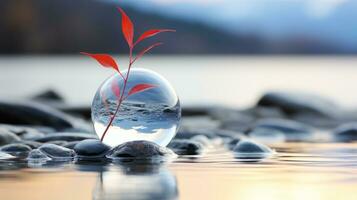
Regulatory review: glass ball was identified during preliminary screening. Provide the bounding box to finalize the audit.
[92,68,181,147]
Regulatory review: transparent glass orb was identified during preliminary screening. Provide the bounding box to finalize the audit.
[92,68,181,147]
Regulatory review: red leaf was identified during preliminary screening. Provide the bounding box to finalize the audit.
[111,81,121,98]
[134,29,175,46]
[132,43,163,63]
[118,7,134,48]
[128,84,156,96]
[80,52,120,72]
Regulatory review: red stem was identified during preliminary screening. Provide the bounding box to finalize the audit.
[100,48,134,141]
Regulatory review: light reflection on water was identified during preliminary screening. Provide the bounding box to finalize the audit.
[0,143,357,200]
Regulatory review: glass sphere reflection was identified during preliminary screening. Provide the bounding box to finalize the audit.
[92,68,181,147]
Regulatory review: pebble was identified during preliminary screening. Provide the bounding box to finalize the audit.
[46,140,68,146]
[0,143,32,153]
[14,141,42,149]
[191,135,212,147]
[27,149,51,162]
[38,144,75,160]
[333,123,357,142]
[248,128,286,144]
[63,141,80,149]
[256,91,338,118]
[253,118,313,141]
[107,141,175,159]
[233,139,273,159]
[0,127,21,146]
[0,151,15,160]
[168,139,203,155]
[34,132,97,142]
[74,139,110,158]
[0,100,91,131]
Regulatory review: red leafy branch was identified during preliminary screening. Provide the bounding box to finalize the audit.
[81,7,175,142]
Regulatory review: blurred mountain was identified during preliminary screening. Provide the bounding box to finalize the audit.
[0,0,349,54]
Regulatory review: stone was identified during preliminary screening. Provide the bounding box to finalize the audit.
[63,141,80,149]
[333,123,357,142]
[46,140,68,146]
[14,141,42,149]
[253,118,313,141]
[168,139,203,155]
[34,132,97,142]
[233,139,273,159]
[0,100,91,131]
[27,149,51,162]
[107,141,175,159]
[0,143,32,153]
[0,124,46,140]
[38,144,75,160]
[248,128,286,144]
[191,135,211,147]
[0,127,21,145]
[74,139,110,158]
[256,91,339,118]
[0,151,14,160]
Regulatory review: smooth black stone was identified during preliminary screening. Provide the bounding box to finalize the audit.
[0,100,91,131]
[233,140,272,153]
[27,149,51,161]
[63,141,80,149]
[31,89,64,102]
[38,144,75,159]
[1,143,32,153]
[74,139,110,157]
[0,128,21,146]
[34,132,97,142]
[14,141,42,149]
[107,141,173,158]
[333,123,357,142]
[168,139,203,155]
[256,91,338,117]
[46,140,68,146]
[252,118,312,141]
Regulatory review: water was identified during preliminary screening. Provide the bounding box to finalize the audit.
[92,68,181,147]
[1,142,357,200]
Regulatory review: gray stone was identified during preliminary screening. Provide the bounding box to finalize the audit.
[107,141,175,159]
[168,139,203,155]
[0,128,21,145]
[14,141,42,149]
[1,143,32,153]
[34,132,97,142]
[233,140,273,159]
[256,91,339,118]
[46,140,68,146]
[27,149,51,161]
[191,135,211,147]
[38,143,75,160]
[253,118,313,141]
[333,123,357,142]
[0,100,91,131]
[63,141,80,149]
[74,139,110,158]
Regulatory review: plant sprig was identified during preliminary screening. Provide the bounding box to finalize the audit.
[81,7,175,141]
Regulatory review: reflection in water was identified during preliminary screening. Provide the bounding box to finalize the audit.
[93,163,178,200]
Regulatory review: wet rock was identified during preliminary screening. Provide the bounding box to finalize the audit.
[227,136,244,149]
[107,141,175,159]
[46,140,68,146]
[333,123,357,142]
[34,132,97,142]
[38,144,75,160]
[233,140,273,159]
[74,139,110,158]
[0,100,91,131]
[0,151,14,160]
[0,143,32,153]
[168,139,203,155]
[0,124,46,140]
[63,141,80,149]
[256,91,338,118]
[14,141,42,149]
[27,149,51,162]
[253,118,313,141]
[0,128,21,145]
[191,135,211,147]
